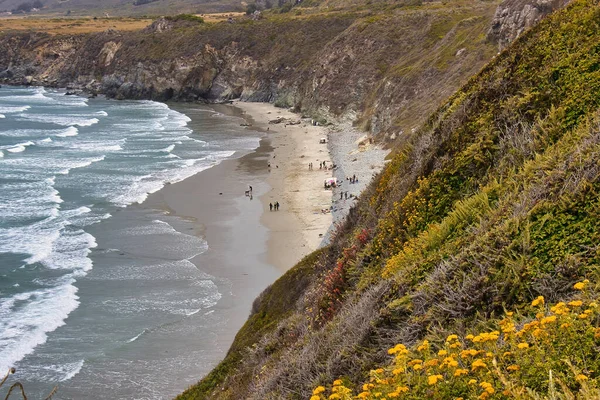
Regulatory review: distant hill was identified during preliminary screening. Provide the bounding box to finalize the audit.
[0,0,244,16]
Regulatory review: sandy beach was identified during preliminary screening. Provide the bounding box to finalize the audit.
[140,101,388,393]
[233,102,335,271]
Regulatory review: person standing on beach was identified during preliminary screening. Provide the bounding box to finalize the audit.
[269,203,273,211]
[249,185,253,193]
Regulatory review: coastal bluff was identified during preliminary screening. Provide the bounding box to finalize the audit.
[0,0,561,143]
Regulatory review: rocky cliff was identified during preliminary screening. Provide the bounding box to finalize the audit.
[487,0,572,50]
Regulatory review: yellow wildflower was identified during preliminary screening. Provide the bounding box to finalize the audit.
[461,349,478,358]
[450,342,462,349]
[357,393,369,399]
[310,396,320,400]
[541,315,557,324]
[480,382,495,394]
[412,364,423,371]
[396,386,409,393]
[427,374,444,385]
[468,379,477,385]
[507,365,520,371]
[333,379,342,386]
[471,359,487,371]
[329,394,341,400]
[578,313,589,319]
[551,302,569,315]
[568,300,583,307]
[503,352,512,357]
[531,296,545,307]
[454,368,469,377]
[465,334,474,341]
[417,340,430,352]
[392,368,404,375]
[560,323,571,329]
[313,386,326,395]
[573,279,589,290]
[425,359,439,367]
[517,343,529,349]
[438,349,448,356]
[576,374,588,382]
[446,334,458,342]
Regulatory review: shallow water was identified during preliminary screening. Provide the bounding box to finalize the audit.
[0,87,260,398]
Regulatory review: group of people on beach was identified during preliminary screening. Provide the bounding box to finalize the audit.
[308,161,335,171]
[269,202,280,211]
[347,174,358,184]
[339,191,352,200]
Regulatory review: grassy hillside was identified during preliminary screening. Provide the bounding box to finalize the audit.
[180,0,600,397]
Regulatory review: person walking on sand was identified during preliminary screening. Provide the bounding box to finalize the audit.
[249,185,253,193]
[340,192,343,200]
[269,203,273,211]
[345,191,348,200]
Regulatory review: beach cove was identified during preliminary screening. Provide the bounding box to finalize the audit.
[141,101,389,397]
[0,87,387,399]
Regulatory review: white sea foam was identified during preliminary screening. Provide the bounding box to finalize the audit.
[0,280,80,373]
[96,111,108,116]
[56,126,79,137]
[0,114,5,119]
[57,360,85,382]
[18,114,99,127]
[2,141,35,153]
[0,105,31,113]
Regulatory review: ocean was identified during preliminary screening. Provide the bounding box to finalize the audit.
[0,86,262,398]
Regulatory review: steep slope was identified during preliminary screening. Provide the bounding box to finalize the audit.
[179,0,600,397]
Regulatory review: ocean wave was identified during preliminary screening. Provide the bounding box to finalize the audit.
[1,141,35,153]
[95,111,108,116]
[17,114,99,127]
[0,114,5,119]
[56,126,79,137]
[0,280,80,373]
[0,105,31,113]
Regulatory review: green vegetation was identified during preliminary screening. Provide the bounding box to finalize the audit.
[165,14,204,23]
[180,0,600,397]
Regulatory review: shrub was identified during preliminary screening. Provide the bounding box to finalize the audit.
[312,280,600,399]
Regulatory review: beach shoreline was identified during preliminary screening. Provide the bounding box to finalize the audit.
[138,101,388,394]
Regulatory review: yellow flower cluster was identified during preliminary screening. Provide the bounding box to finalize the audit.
[310,282,600,399]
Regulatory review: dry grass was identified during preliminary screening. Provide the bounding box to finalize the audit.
[0,16,152,34]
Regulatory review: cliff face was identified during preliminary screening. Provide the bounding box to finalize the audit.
[0,2,498,141]
[487,0,572,50]
[0,0,570,140]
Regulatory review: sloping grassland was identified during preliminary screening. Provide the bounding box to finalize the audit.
[180,0,600,397]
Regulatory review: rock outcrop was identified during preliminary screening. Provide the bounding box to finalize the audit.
[487,0,571,50]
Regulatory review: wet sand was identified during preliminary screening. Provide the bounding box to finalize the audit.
[143,105,281,389]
